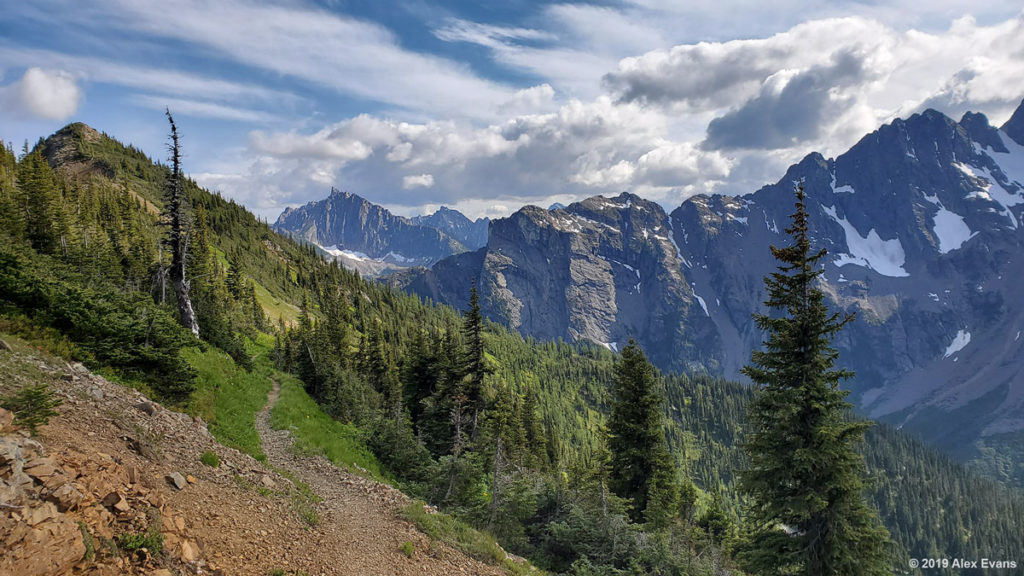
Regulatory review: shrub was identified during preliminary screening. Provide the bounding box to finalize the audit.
[115,507,163,554]
[1,383,62,435]
[200,450,220,467]
[400,541,415,558]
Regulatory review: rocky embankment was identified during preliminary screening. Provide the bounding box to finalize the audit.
[0,338,509,575]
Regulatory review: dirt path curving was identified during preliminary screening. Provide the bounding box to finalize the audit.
[254,380,504,576]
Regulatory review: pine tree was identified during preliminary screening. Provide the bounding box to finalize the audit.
[607,338,678,525]
[739,183,891,576]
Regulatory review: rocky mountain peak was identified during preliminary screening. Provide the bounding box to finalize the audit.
[1002,98,1024,146]
[273,190,467,268]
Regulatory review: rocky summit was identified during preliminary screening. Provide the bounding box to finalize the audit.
[273,188,482,271]
[398,100,1024,462]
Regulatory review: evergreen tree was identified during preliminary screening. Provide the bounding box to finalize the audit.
[161,109,199,336]
[461,279,489,440]
[739,183,891,576]
[15,149,59,253]
[607,338,678,525]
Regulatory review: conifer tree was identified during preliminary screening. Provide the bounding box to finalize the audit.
[607,339,678,525]
[460,279,489,440]
[162,110,199,336]
[15,148,59,253]
[739,183,891,576]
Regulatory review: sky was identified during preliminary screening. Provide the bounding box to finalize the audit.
[2,1,1024,221]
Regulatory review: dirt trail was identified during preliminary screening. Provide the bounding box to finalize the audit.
[252,379,504,576]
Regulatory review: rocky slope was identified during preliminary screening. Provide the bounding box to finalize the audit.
[398,100,1024,462]
[273,189,474,269]
[0,336,509,575]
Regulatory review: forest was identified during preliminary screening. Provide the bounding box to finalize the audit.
[2,123,1023,575]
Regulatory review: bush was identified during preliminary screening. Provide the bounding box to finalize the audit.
[115,508,163,554]
[1,383,62,435]
[200,450,220,467]
[400,541,415,558]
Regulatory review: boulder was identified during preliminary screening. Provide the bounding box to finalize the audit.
[24,457,58,480]
[48,483,85,511]
[166,471,187,490]
[0,516,86,576]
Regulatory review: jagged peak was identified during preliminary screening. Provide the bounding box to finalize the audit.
[1002,97,1024,147]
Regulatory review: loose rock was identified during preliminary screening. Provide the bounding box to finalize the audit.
[166,472,187,490]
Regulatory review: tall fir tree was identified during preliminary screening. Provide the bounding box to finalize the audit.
[739,183,891,576]
[607,338,679,525]
[15,148,59,253]
[461,279,488,440]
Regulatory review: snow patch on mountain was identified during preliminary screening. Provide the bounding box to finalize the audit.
[922,194,976,253]
[385,251,413,263]
[943,329,971,358]
[995,131,1024,187]
[957,161,1022,228]
[323,246,372,261]
[823,205,909,277]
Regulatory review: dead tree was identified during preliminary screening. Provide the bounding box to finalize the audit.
[163,109,199,337]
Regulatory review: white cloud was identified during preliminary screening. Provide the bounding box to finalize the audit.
[225,96,732,219]
[133,95,278,123]
[11,0,1022,224]
[402,174,435,189]
[0,67,81,120]
[0,48,295,107]
[88,0,518,120]
[433,19,555,48]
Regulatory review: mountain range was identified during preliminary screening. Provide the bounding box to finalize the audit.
[273,188,488,273]
[379,100,1024,473]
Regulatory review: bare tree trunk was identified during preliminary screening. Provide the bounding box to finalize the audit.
[444,396,466,502]
[487,435,504,532]
[164,109,199,337]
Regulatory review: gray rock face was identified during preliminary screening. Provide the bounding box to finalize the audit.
[410,206,489,250]
[401,193,719,371]
[401,101,1024,460]
[273,189,468,267]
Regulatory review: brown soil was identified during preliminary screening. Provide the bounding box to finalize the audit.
[0,337,506,575]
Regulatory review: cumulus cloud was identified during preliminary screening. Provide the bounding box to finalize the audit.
[704,50,873,150]
[604,17,890,111]
[0,67,81,120]
[214,97,731,218]
[402,174,435,189]
[602,14,1024,156]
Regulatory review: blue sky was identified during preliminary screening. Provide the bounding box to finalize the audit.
[2,1,1023,220]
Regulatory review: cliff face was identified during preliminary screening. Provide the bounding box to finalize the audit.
[400,103,1024,456]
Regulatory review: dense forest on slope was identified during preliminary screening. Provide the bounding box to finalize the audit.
[1,123,1023,574]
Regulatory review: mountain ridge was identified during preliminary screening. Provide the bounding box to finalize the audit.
[273,188,474,268]
[396,102,1024,473]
